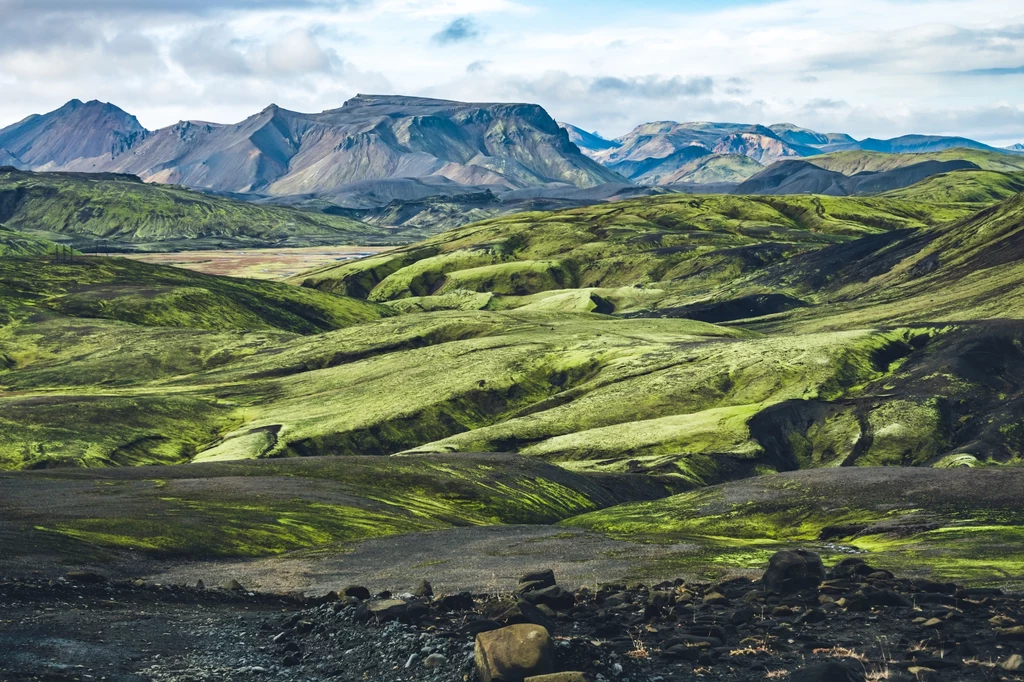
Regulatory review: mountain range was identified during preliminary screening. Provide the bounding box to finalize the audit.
[560,120,1013,186]
[2,96,1022,214]
[0,96,621,200]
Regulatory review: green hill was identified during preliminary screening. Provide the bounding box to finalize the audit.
[0,255,389,331]
[808,147,1024,175]
[881,169,1024,204]
[293,193,972,311]
[0,224,62,256]
[0,168,386,251]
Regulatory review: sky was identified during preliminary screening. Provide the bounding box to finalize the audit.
[1,0,1023,145]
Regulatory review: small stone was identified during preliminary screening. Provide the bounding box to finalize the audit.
[224,579,244,591]
[195,580,205,590]
[921,618,943,629]
[66,571,107,585]
[413,580,433,598]
[998,626,1024,641]
[524,674,590,682]
[1001,654,1024,672]
[703,591,729,606]
[424,653,447,668]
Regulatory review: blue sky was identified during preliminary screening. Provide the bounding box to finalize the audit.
[1,0,1022,145]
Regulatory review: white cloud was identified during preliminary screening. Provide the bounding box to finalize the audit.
[0,0,1022,145]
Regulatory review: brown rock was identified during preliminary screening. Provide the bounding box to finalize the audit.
[475,624,554,682]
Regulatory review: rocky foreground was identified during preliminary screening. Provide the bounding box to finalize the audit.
[3,550,1024,681]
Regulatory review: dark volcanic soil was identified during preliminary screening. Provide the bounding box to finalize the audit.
[4,555,1024,682]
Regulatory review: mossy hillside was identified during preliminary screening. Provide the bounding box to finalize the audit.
[750,193,1024,331]
[0,316,291,389]
[0,225,63,256]
[0,392,238,469]
[882,169,1024,205]
[187,312,751,461]
[0,256,389,333]
[295,194,968,309]
[0,310,747,469]
[564,467,1024,583]
[3,454,643,558]
[0,168,385,250]
[404,328,936,478]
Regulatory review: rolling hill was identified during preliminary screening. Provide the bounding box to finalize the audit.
[0,167,386,251]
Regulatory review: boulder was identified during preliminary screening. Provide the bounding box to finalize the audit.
[763,550,825,594]
[791,662,866,682]
[520,585,575,611]
[341,585,371,600]
[413,580,433,598]
[475,624,554,682]
[367,599,408,622]
[518,569,556,594]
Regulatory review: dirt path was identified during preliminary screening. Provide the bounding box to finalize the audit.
[150,525,708,596]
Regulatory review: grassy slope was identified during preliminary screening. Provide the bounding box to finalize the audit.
[565,468,1024,583]
[0,224,61,256]
[0,169,385,251]
[1,454,648,559]
[293,194,972,313]
[0,256,388,331]
[881,169,1024,204]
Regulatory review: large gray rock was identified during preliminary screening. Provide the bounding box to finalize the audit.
[475,623,554,682]
[762,549,825,594]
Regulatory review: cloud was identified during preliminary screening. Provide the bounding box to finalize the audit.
[171,27,253,77]
[590,75,714,99]
[467,60,492,73]
[803,98,848,111]
[954,65,1024,76]
[262,28,336,74]
[432,17,482,45]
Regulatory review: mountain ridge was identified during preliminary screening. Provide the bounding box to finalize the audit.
[0,96,625,198]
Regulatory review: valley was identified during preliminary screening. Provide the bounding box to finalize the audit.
[3,93,1024,682]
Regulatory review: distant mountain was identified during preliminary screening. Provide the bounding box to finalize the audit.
[0,99,147,170]
[840,135,999,154]
[663,154,763,184]
[584,121,826,185]
[558,123,620,153]
[734,158,980,196]
[0,96,625,197]
[768,123,855,148]
[1007,143,1024,152]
